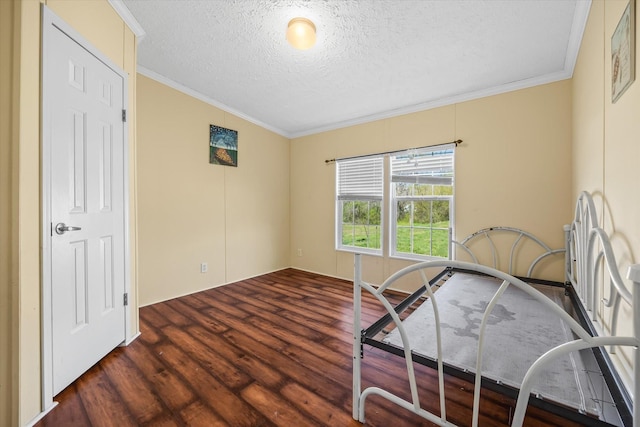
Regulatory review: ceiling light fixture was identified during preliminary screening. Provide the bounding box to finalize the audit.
[286,17,316,50]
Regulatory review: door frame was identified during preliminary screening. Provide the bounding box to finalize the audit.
[40,4,132,410]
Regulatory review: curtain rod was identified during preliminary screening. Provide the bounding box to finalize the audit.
[324,139,463,164]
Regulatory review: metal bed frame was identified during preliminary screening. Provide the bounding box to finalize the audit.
[352,192,640,426]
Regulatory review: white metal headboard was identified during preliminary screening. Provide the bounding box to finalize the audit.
[563,191,640,426]
[566,192,633,347]
[452,226,564,277]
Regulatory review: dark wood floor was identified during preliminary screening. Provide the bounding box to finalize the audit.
[37,268,584,427]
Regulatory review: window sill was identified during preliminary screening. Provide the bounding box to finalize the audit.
[389,253,449,263]
[336,247,383,257]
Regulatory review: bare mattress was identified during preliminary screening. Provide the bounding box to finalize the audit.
[383,272,598,415]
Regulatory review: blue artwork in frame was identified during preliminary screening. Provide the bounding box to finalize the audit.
[209,125,238,167]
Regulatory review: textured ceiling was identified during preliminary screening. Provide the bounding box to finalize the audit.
[121,0,591,138]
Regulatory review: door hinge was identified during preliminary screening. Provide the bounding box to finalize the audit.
[122,109,127,122]
[123,293,129,306]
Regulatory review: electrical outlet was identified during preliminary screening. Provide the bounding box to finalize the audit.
[297,248,303,257]
[200,262,208,273]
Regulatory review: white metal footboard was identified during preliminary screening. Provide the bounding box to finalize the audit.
[353,253,640,426]
[353,254,450,425]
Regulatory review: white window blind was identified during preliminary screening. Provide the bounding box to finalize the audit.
[336,156,383,200]
[391,144,454,185]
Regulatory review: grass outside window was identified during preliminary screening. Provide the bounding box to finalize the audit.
[395,220,449,258]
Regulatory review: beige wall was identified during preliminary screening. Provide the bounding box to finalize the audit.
[572,0,640,386]
[0,0,139,425]
[1,1,16,424]
[136,75,290,306]
[290,81,573,289]
[572,1,606,202]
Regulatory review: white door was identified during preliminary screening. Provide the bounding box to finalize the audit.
[44,15,127,395]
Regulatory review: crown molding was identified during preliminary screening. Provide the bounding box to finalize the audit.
[108,0,146,41]
[288,70,573,139]
[137,66,290,138]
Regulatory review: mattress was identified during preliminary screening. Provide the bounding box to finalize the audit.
[383,272,598,415]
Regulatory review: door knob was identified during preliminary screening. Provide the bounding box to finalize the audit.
[55,223,82,235]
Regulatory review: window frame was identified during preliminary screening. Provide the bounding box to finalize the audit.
[389,146,455,261]
[334,145,454,260]
[335,156,384,256]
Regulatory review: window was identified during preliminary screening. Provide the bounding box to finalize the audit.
[336,156,383,254]
[391,147,454,259]
[335,144,454,260]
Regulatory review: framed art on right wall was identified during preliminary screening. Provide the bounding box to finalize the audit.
[612,0,636,103]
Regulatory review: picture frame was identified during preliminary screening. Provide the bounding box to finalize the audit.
[611,0,636,103]
[209,125,238,167]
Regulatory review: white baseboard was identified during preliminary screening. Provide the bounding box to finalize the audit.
[25,402,58,427]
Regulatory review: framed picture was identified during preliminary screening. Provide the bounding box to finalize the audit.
[209,125,238,167]
[611,0,635,103]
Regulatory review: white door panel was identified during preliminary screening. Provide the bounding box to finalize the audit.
[46,20,126,395]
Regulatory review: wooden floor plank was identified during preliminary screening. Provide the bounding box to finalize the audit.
[186,324,285,388]
[193,291,251,320]
[75,368,138,427]
[37,267,588,427]
[240,382,322,427]
[241,303,327,342]
[36,383,91,426]
[179,401,228,427]
[163,324,253,390]
[280,380,361,426]
[123,338,196,412]
[154,341,269,426]
[216,284,282,313]
[139,303,171,328]
[209,307,290,352]
[98,348,168,424]
[162,297,230,334]
[222,328,351,407]
[137,320,163,345]
[149,299,193,327]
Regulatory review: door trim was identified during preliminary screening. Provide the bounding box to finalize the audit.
[40,4,132,410]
